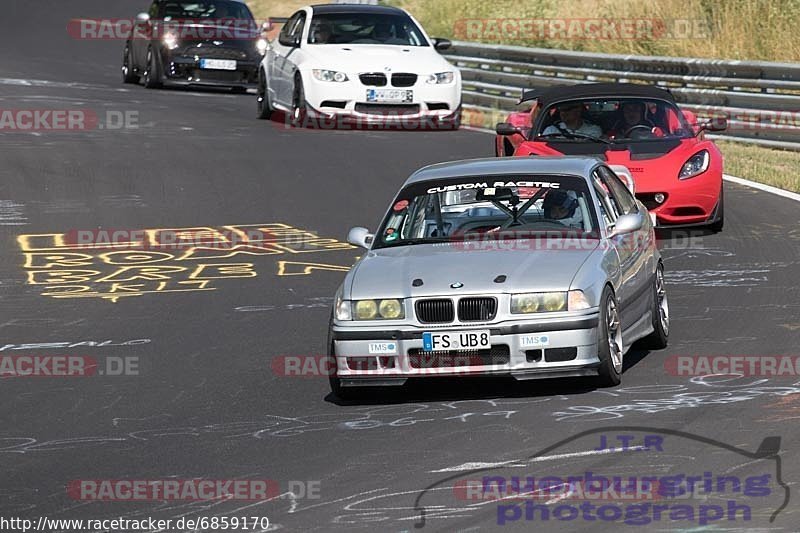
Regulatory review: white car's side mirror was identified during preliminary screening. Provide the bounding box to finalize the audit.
[609,213,644,237]
[347,227,374,249]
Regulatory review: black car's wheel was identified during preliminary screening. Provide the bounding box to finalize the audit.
[642,262,669,349]
[122,43,139,84]
[708,186,724,232]
[290,75,308,127]
[256,69,273,120]
[143,47,162,89]
[597,286,623,387]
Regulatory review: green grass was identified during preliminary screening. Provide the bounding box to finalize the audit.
[718,141,800,193]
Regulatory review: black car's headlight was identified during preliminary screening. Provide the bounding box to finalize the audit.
[678,150,710,180]
[511,290,591,313]
[163,31,179,50]
[336,298,405,320]
[256,38,268,56]
[312,69,349,82]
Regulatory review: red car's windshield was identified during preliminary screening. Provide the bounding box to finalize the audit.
[535,97,693,142]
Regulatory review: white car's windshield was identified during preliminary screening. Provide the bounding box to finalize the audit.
[308,13,429,46]
[374,175,600,249]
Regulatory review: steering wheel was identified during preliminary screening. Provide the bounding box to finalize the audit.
[623,124,654,138]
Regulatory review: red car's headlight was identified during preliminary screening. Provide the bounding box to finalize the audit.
[678,150,710,180]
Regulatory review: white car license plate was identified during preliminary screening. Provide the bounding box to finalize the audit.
[422,330,490,352]
[366,89,413,103]
[199,59,237,71]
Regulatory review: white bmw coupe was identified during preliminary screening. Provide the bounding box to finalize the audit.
[257,3,462,128]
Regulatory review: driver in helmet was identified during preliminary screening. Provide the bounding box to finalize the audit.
[542,189,582,227]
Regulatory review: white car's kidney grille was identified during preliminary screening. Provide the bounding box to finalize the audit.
[458,297,497,321]
[359,73,387,86]
[415,298,455,323]
[391,73,417,87]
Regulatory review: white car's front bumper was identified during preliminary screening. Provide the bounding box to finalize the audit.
[301,71,462,124]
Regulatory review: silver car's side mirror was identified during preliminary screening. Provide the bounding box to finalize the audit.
[347,227,374,249]
[135,12,150,24]
[609,213,643,237]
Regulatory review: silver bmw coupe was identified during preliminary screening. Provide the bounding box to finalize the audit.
[327,157,669,398]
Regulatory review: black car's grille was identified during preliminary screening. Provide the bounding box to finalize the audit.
[458,297,497,322]
[415,299,454,323]
[408,345,510,368]
[359,73,387,86]
[391,73,417,87]
[185,47,249,60]
[354,103,420,115]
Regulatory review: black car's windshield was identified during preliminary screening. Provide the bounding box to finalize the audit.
[160,1,254,21]
[308,13,428,46]
[374,175,600,249]
[535,97,693,142]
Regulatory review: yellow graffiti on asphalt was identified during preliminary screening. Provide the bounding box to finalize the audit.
[17,223,355,302]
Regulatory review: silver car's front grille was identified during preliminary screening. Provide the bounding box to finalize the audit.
[458,297,497,322]
[415,298,455,323]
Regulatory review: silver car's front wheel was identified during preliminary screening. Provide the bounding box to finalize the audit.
[597,286,622,386]
[644,262,669,349]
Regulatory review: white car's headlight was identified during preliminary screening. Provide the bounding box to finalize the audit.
[256,38,268,55]
[511,290,591,313]
[339,299,405,320]
[678,150,710,180]
[426,72,454,84]
[163,32,179,50]
[312,69,349,82]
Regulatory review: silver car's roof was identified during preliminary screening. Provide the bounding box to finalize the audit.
[404,156,604,188]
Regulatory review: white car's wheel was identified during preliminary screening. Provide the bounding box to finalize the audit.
[256,69,273,120]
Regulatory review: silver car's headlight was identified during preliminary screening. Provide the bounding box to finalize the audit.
[511,290,591,314]
[426,72,454,84]
[312,69,349,82]
[335,290,351,321]
[678,150,710,180]
[338,299,405,320]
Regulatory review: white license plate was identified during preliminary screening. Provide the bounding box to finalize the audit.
[422,330,490,352]
[199,59,237,70]
[366,89,413,103]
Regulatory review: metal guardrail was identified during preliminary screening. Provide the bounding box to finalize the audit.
[445,41,800,150]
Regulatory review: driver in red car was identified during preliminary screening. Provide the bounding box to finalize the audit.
[609,101,656,139]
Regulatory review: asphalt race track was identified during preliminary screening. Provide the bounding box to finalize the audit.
[1,2,799,532]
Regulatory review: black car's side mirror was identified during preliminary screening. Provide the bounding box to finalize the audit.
[495,122,522,136]
[432,38,452,51]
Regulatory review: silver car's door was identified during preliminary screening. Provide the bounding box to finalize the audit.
[598,166,652,333]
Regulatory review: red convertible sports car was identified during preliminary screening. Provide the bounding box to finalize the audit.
[495,83,727,231]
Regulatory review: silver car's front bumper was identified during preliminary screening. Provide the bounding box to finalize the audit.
[330,312,600,387]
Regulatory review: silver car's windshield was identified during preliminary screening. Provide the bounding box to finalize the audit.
[374,175,600,249]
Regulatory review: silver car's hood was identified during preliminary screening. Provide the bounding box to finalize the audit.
[347,242,600,299]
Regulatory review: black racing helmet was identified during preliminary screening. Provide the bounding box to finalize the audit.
[543,189,578,218]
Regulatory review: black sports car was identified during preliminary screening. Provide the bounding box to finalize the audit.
[122,0,266,91]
